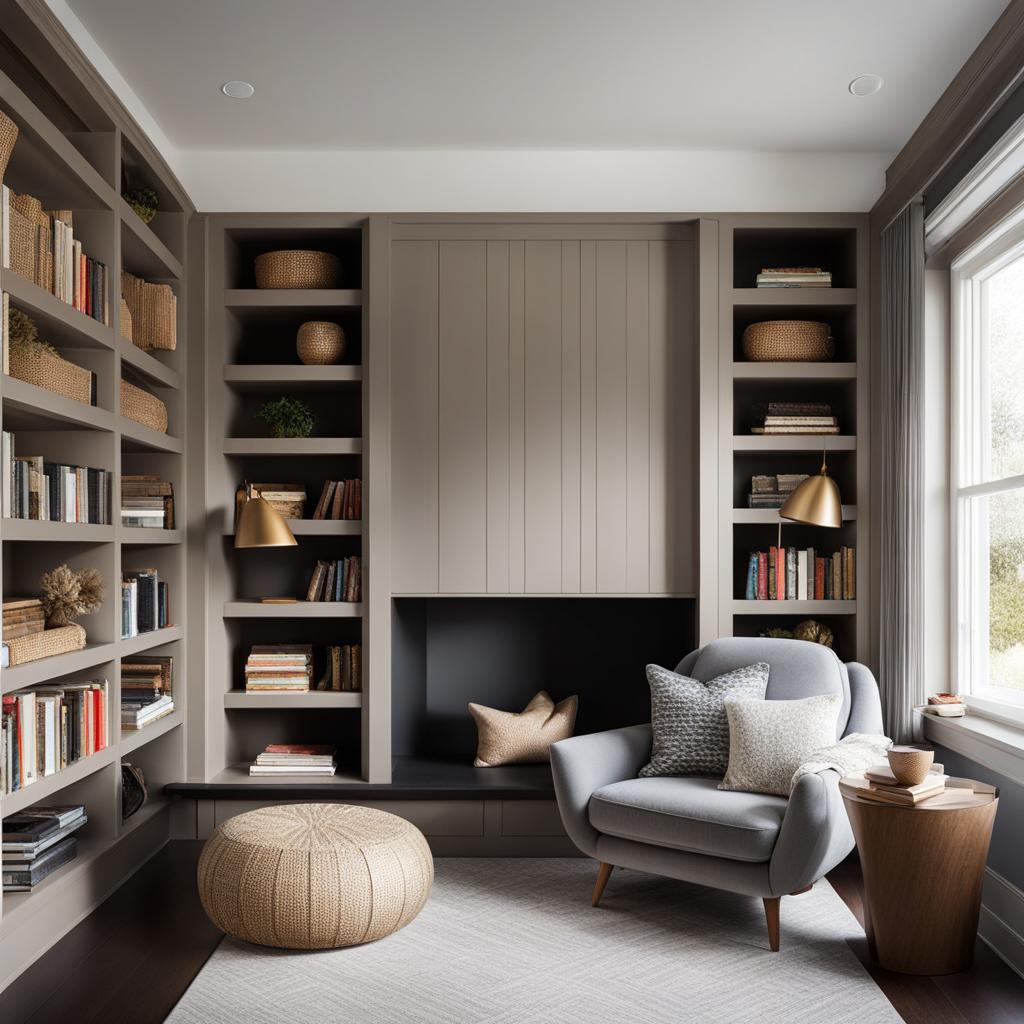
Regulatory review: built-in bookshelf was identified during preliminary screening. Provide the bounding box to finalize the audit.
[717,217,869,662]
[199,214,369,787]
[0,3,190,989]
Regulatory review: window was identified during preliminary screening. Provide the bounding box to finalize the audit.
[953,222,1024,715]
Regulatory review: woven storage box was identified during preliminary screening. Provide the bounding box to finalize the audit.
[121,271,177,351]
[119,298,133,342]
[741,320,835,362]
[0,109,17,180]
[9,345,93,404]
[297,321,345,365]
[255,250,342,289]
[5,624,86,666]
[121,379,168,433]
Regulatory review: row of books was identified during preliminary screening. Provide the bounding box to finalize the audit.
[306,557,361,602]
[1,187,109,323]
[751,402,840,436]
[744,546,856,601]
[755,266,832,289]
[249,744,337,777]
[1,681,108,794]
[244,645,313,692]
[3,597,44,640]
[312,479,362,520]
[316,644,362,692]
[747,472,809,509]
[121,655,174,730]
[2,432,111,523]
[2,804,88,892]
[121,569,170,638]
[122,474,175,529]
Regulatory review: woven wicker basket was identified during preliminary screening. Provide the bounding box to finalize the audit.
[121,379,168,433]
[297,321,345,365]
[0,109,17,180]
[119,298,133,341]
[10,345,93,404]
[741,320,834,362]
[5,624,87,666]
[255,250,342,290]
[121,271,177,351]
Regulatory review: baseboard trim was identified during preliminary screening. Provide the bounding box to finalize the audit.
[979,867,1024,981]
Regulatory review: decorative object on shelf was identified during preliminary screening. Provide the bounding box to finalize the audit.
[40,563,104,628]
[741,320,834,362]
[6,305,95,405]
[257,395,315,438]
[792,619,834,648]
[751,402,839,436]
[254,249,342,289]
[297,320,345,365]
[886,745,935,787]
[2,622,86,667]
[119,297,133,341]
[122,185,159,224]
[0,109,17,179]
[234,482,297,549]
[469,690,578,767]
[198,804,433,949]
[755,266,831,289]
[121,378,169,433]
[121,763,148,821]
[780,438,843,528]
[121,270,177,350]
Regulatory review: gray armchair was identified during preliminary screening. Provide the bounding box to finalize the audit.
[550,637,883,951]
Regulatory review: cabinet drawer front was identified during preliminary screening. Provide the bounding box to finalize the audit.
[501,800,567,837]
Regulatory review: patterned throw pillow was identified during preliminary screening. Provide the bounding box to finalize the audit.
[719,693,843,796]
[639,662,770,777]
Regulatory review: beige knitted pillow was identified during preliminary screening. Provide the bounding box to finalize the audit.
[469,691,578,767]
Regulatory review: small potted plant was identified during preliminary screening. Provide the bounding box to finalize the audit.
[123,185,159,224]
[257,396,315,438]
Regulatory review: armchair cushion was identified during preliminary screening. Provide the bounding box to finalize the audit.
[588,777,788,863]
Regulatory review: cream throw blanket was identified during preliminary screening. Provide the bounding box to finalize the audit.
[790,732,892,793]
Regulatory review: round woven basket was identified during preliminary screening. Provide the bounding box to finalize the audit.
[741,320,834,362]
[255,250,342,290]
[297,321,345,365]
[0,110,18,180]
[121,379,169,433]
[10,346,93,404]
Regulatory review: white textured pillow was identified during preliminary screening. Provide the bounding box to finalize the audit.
[719,694,843,796]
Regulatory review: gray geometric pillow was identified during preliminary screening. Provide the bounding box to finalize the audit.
[639,662,770,777]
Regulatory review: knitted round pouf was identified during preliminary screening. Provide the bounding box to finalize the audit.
[197,803,433,949]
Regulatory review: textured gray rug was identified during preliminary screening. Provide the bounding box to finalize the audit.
[169,858,902,1024]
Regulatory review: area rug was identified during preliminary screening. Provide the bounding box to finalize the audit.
[168,858,902,1024]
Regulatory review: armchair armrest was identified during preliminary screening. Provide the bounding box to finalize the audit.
[550,724,652,859]
[768,768,854,896]
[845,662,884,736]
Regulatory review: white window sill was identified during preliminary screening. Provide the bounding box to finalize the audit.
[917,708,1024,788]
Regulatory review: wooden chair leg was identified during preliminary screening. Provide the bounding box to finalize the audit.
[763,896,781,952]
[592,862,614,907]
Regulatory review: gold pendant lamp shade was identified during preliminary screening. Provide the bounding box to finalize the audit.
[235,487,297,549]
[779,444,843,529]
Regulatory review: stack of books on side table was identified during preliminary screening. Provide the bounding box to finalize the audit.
[121,656,173,730]
[249,744,337,777]
[840,764,947,806]
[2,804,87,892]
[244,645,313,693]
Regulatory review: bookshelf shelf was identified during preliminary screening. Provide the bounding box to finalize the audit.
[118,419,184,454]
[2,377,115,433]
[222,437,362,456]
[223,600,364,619]
[224,288,363,309]
[0,642,116,694]
[731,434,857,453]
[117,794,171,839]
[119,527,183,545]
[731,599,857,615]
[119,710,182,755]
[223,364,362,389]
[118,338,181,390]
[731,506,857,524]
[0,747,116,817]
[731,362,858,380]
[3,271,116,351]
[118,198,183,280]
[224,691,362,709]
[0,520,115,542]
[223,518,362,537]
[117,625,183,657]
[209,764,366,787]
[730,287,858,306]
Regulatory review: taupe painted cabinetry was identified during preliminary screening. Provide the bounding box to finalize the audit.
[390,224,696,595]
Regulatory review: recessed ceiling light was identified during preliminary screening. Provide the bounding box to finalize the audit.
[848,74,883,97]
[221,81,254,99]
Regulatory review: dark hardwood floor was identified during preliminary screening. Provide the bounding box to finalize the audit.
[1,843,1022,1023]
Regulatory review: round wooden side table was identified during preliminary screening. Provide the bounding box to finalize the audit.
[840,776,998,975]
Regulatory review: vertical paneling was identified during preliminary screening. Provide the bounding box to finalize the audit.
[486,240,510,593]
[626,241,651,592]
[579,240,598,592]
[560,241,582,593]
[508,240,526,593]
[595,241,628,592]
[524,240,563,593]
[438,240,488,592]
[649,240,670,594]
[390,240,439,593]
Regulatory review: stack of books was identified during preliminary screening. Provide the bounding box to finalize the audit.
[755,267,831,288]
[120,656,173,730]
[842,764,947,806]
[121,475,174,529]
[312,479,362,520]
[315,644,362,692]
[1,680,108,793]
[249,744,337,777]
[251,483,306,519]
[2,804,88,892]
[244,645,314,693]
[2,598,45,641]
[745,546,855,601]
[747,473,809,510]
[751,403,839,435]
[306,557,361,602]
[2,432,112,522]
[121,568,170,638]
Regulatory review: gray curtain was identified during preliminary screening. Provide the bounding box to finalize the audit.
[879,202,925,742]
